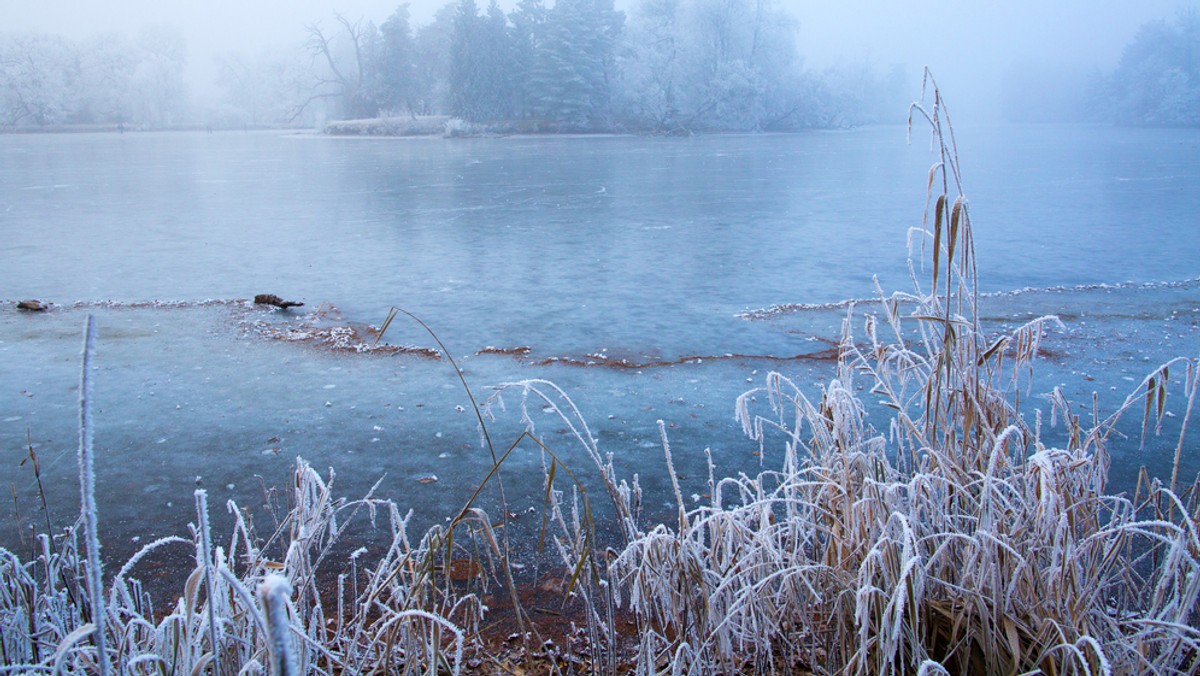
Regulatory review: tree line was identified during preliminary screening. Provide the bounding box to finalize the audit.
[1,0,906,132]
[0,27,188,129]
[277,1,1200,130]
[284,0,906,132]
[5,4,1200,132]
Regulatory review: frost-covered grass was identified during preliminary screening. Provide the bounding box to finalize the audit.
[323,115,451,136]
[3,75,1199,674]
[0,455,483,673]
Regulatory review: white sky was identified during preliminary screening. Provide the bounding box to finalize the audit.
[3,0,1190,117]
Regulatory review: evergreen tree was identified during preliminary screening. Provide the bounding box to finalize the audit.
[413,3,457,115]
[509,0,547,117]
[477,0,517,119]
[448,0,483,119]
[533,0,623,128]
[1104,9,1200,126]
[379,4,419,115]
[447,0,517,121]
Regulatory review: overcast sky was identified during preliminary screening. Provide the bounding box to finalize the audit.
[3,0,1190,119]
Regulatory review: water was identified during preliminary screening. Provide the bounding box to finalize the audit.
[2,125,1198,557]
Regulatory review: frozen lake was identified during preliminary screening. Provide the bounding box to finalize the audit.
[2,125,1198,556]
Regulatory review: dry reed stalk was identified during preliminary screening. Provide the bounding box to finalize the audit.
[77,314,108,676]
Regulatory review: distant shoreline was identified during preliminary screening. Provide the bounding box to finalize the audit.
[10,118,1142,139]
[0,116,640,137]
[0,122,302,135]
[322,115,674,138]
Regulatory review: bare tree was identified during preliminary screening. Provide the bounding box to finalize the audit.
[0,32,79,127]
[292,14,382,122]
[216,47,311,127]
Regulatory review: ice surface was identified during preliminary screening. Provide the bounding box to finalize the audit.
[1,126,1198,554]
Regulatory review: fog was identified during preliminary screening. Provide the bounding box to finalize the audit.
[793,0,1187,119]
[2,0,1192,123]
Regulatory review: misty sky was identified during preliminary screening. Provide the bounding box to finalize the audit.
[4,0,1190,119]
